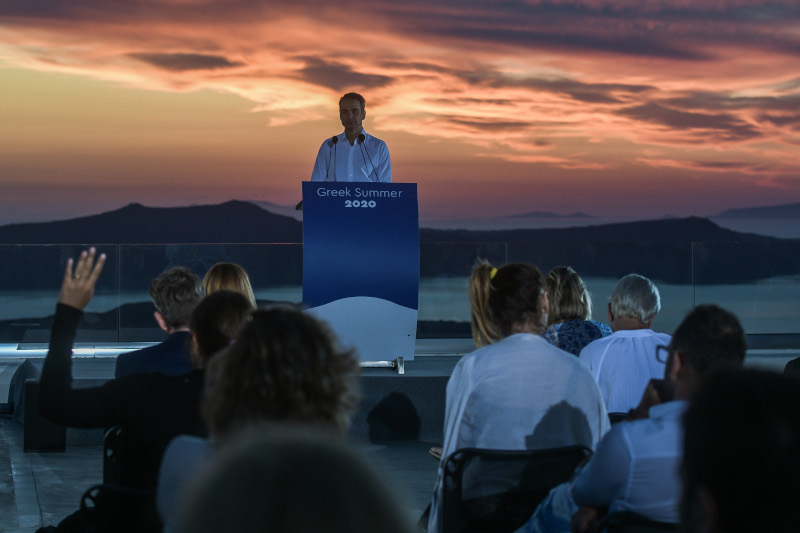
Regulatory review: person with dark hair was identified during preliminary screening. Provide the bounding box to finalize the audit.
[579,273,671,413]
[37,249,253,533]
[543,266,612,356]
[202,262,257,308]
[517,304,747,533]
[681,368,800,533]
[177,426,417,533]
[310,92,392,182]
[427,261,609,533]
[157,306,360,533]
[115,266,204,377]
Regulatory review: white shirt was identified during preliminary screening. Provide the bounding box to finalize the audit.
[428,333,610,533]
[570,400,688,523]
[310,130,392,182]
[579,329,671,413]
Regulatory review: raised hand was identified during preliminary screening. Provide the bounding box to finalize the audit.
[58,247,107,310]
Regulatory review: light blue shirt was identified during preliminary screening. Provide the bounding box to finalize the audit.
[570,400,688,523]
[579,329,671,413]
[157,435,213,533]
[310,130,392,182]
[428,333,610,533]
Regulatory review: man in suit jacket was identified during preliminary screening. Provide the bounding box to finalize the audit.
[115,267,203,377]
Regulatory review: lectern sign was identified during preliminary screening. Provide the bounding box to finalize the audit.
[302,182,419,361]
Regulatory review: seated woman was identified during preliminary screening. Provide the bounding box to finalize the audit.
[543,266,611,356]
[157,306,360,533]
[427,261,610,533]
[37,249,253,533]
[202,262,257,308]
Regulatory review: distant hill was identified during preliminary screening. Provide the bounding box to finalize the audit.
[499,210,594,220]
[715,203,800,219]
[0,200,302,244]
[0,203,794,287]
[420,216,772,244]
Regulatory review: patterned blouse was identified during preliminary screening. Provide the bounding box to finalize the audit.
[544,319,613,356]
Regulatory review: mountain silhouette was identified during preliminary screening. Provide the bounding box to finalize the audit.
[0,200,302,244]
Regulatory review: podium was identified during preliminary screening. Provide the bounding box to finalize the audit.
[302,182,419,364]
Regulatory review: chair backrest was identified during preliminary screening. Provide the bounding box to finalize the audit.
[81,483,161,533]
[592,511,676,533]
[441,445,592,533]
[103,426,124,484]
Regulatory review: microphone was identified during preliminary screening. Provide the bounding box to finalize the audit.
[357,134,380,182]
[326,135,339,182]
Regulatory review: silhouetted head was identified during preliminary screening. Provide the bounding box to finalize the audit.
[178,426,417,533]
[202,306,360,440]
[682,369,800,533]
[189,290,253,368]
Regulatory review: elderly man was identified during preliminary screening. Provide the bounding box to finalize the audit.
[517,304,747,533]
[578,274,670,413]
[310,92,392,183]
[115,267,203,377]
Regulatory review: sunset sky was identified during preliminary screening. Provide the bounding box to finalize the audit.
[1,1,799,226]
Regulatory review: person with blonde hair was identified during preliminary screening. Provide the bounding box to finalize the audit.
[427,261,609,533]
[543,266,611,356]
[157,306,360,533]
[202,262,256,308]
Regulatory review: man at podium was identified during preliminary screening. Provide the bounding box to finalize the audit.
[310,92,392,183]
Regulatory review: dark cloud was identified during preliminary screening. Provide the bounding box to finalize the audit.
[129,53,243,71]
[665,93,800,113]
[442,116,532,133]
[759,113,800,130]
[618,103,761,140]
[294,57,392,92]
[428,97,516,106]
[456,74,653,104]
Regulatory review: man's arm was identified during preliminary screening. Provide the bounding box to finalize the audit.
[570,424,631,507]
[375,140,392,183]
[310,139,331,181]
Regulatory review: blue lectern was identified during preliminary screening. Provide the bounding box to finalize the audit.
[302,182,419,362]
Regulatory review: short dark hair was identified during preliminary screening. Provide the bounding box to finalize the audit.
[339,92,365,109]
[682,369,800,532]
[149,267,203,329]
[671,304,746,376]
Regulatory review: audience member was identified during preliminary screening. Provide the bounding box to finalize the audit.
[782,354,800,378]
[427,261,609,533]
[579,273,670,412]
[202,262,257,308]
[115,266,203,377]
[681,368,800,533]
[543,266,612,356]
[157,306,360,533]
[37,249,252,533]
[517,304,746,533]
[469,258,502,347]
[177,426,416,533]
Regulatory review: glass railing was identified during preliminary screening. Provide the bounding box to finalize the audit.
[1,241,800,344]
